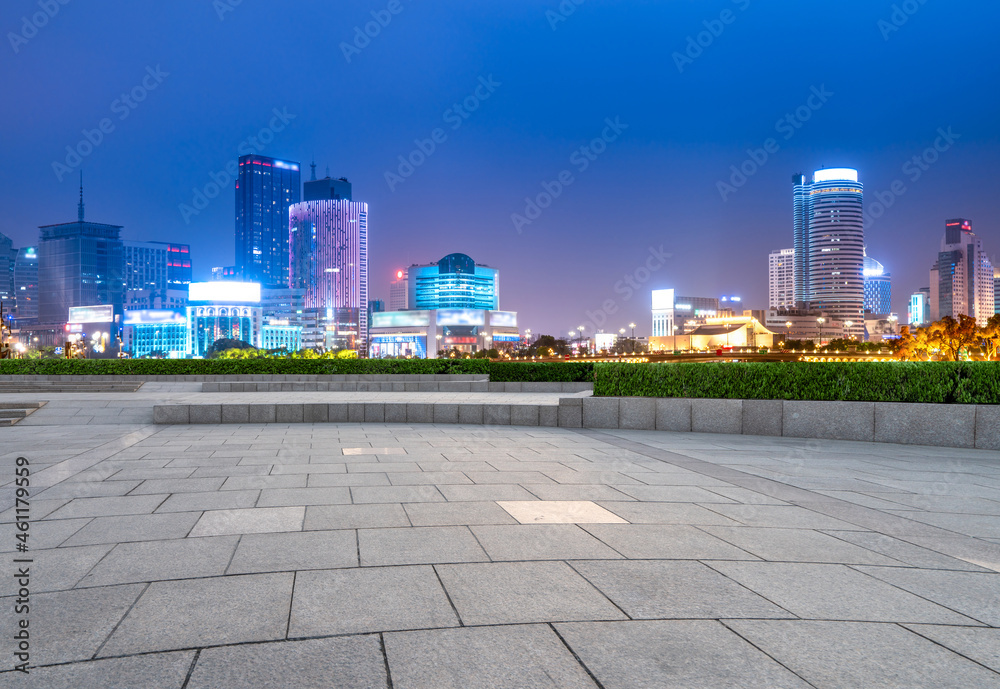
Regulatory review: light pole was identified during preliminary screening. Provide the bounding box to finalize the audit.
[887,314,898,338]
[629,322,636,353]
[816,317,825,346]
[577,325,586,354]
[844,320,854,342]
[435,333,442,358]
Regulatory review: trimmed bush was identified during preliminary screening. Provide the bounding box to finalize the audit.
[486,362,594,383]
[594,361,1000,404]
[0,358,593,382]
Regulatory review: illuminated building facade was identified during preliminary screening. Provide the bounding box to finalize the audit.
[929,219,995,326]
[123,310,189,358]
[185,282,263,357]
[368,309,519,358]
[863,253,892,315]
[908,288,930,327]
[768,248,795,309]
[792,168,865,336]
[235,155,300,288]
[651,289,719,336]
[407,254,498,311]
[288,198,369,353]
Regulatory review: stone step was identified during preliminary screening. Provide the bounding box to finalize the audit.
[0,401,45,426]
[0,410,28,419]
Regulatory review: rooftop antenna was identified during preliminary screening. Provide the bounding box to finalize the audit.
[78,171,85,222]
[325,165,330,179]
[310,159,317,181]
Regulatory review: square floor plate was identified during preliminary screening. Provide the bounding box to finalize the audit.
[496,501,629,524]
[342,447,407,455]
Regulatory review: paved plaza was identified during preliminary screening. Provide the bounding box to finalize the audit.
[2,390,1000,687]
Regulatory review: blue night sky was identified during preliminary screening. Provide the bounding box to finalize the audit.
[3,0,999,336]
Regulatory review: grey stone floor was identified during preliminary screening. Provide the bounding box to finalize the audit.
[1,399,1000,687]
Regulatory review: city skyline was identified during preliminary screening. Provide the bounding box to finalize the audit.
[3,2,1000,336]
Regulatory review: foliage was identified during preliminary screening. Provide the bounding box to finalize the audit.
[207,338,255,358]
[0,358,595,382]
[593,361,1000,404]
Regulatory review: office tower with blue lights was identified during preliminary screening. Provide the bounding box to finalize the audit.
[407,253,499,310]
[908,288,930,326]
[929,219,995,326]
[124,241,192,291]
[863,253,891,315]
[792,168,865,334]
[235,154,300,288]
[289,173,368,353]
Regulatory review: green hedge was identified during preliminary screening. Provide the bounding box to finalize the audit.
[0,358,594,382]
[486,362,594,383]
[0,358,489,376]
[594,362,1000,404]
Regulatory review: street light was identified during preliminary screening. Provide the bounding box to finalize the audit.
[844,320,854,341]
[816,317,825,345]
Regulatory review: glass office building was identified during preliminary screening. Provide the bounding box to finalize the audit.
[407,253,499,311]
[235,155,300,288]
[37,216,124,327]
[124,241,192,291]
[863,254,892,315]
[123,310,189,358]
[13,247,38,322]
[186,282,263,357]
[792,169,865,337]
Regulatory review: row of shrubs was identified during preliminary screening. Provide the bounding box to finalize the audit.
[593,361,1000,404]
[0,358,596,383]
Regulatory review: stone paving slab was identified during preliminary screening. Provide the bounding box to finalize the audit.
[3,407,1000,683]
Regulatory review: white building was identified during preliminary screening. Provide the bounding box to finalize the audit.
[368,309,519,358]
[768,248,795,309]
[389,269,408,311]
[908,289,930,327]
[651,289,719,337]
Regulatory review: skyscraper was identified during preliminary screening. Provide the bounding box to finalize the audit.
[929,219,994,326]
[0,232,15,308]
[767,248,795,309]
[407,254,499,310]
[13,247,38,322]
[235,155,300,288]
[995,268,1000,315]
[792,168,865,334]
[862,253,891,315]
[288,196,368,353]
[37,185,123,326]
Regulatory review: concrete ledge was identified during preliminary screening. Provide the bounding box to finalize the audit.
[655,398,691,432]
[784,401,875,442]
[743,399,783,437]
[976,406,1000,450]
[620,397,655,431]
[148,396,1000,451]
[583,398,620,429]
[692,399,743,435]
[876,402,975,448]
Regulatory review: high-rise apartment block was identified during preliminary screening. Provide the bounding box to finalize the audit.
[768,248,795,309]
[235,155,300,288]
[792,169,865,335]
[929,219,994,326]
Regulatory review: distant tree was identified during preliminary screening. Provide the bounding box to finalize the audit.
[926,315,979,361]
[207,338,255,358]
[978,314,1000,361]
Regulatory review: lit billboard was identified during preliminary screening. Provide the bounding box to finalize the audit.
[371,311,431,328]
[489,311,517,327]
[437,309,485,326]
[124,310,187,325]
[68,305,114,323]
[188,282,261,303]
[651,289,674,311]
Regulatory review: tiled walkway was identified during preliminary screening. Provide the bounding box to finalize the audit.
[1,402,999,687]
